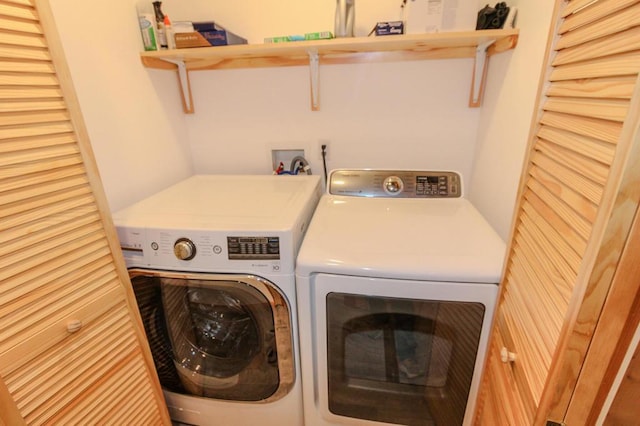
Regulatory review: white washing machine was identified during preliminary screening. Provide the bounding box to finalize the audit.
[296,169,506,426]
[113,174,321,426]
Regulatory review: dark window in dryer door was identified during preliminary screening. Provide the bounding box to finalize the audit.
[326,293,485,425]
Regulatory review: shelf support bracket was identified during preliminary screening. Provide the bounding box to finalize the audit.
[161,58,194,114]
[469,39,496,108]
[308,50,320,111]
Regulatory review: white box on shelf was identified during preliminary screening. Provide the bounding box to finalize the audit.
[404,0,477,34]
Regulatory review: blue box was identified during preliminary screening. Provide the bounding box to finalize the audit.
[375,21,404,36]
[175,21,247,48]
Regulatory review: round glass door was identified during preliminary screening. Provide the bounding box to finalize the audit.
[130,270,294,402]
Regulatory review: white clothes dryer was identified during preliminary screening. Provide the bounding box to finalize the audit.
[296,169,506,426]
[113,174,321,426]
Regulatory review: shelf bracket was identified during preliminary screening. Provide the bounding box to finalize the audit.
[161,58,194,114]
[308,50,320,111]
[469,39,496,108]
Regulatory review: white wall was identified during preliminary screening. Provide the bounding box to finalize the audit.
[48,0,193,212]
[185,59,481,179]
[161,0,482,182]
[469,0,556,239]
[47,0,555,238]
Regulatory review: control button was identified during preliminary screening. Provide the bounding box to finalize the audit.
[213,245,222,254]
[151,242,159,251]
[383,176,404,195]
[174,238,196,261]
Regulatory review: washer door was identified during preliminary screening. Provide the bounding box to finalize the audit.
[130,269,294,402]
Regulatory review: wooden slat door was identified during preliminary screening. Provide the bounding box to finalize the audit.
[0,0,170,424]
[474,0,640,424]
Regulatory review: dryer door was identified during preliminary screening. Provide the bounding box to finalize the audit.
[310,273,498,426]
[130,269,294,402]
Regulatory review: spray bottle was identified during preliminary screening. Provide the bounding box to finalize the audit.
[153,1,168,49]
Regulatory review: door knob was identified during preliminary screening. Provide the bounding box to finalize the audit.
[500,347,516,363]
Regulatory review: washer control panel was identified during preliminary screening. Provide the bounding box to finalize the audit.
[329,169,461,198]
[116,227,288,274]
[227,236,280,260]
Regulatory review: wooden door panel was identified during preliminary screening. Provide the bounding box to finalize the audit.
[475,0,640,423]
[0,0,169,423]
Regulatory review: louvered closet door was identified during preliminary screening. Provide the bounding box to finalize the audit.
[0,0,170,424]
[475,0,640,424]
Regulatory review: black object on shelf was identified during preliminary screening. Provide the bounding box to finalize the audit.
[476,2,510,30]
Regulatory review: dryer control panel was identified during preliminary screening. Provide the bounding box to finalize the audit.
[329,169,462,198]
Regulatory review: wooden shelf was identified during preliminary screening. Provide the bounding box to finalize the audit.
[139,29,519,113]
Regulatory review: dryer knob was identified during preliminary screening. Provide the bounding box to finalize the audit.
[383,176,404,195]
[174,238,196,260]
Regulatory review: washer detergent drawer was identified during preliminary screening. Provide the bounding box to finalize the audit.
[310,273,498,426]
[129,269,295,403]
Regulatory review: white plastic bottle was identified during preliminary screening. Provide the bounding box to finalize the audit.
[164,15,176,50]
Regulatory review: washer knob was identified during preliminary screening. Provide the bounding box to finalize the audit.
[174,238,196,260]
[383,176,404,195]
